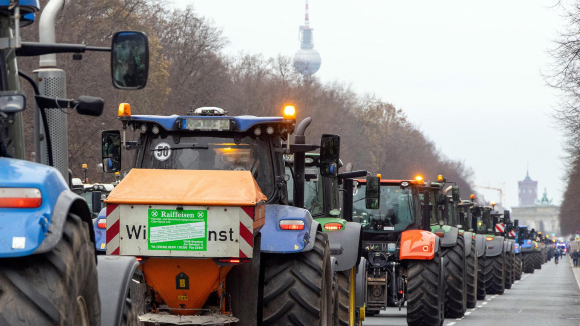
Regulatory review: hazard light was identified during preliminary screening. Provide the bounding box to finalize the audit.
[415,175,423,182]
[486,237,494,241]
[97,219,106,229]
[283,105,296,120]
[437,175,444,182]
[434,229,445,238]
[118,103,131,117]
[324,222,344,231]
[279,219,305,230]
[0,188,42,208]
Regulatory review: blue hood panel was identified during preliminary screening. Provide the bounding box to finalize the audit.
[0,158,68,257]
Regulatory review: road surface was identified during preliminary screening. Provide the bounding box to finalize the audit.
[363,255,580,326]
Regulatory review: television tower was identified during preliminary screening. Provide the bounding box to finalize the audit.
[293,0,321,76]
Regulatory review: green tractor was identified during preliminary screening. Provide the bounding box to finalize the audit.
[286,153,367,325]
[422,179,468,318]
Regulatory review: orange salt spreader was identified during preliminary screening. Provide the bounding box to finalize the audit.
[105,169,267,314]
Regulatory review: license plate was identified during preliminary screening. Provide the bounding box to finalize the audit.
[185,119,230,131]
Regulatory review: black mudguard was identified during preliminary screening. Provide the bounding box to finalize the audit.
[485,236,505,258]
[504,239,514,253]
[97,255,139,326]
[440,226,459,248]
[475,234,487,258]
[463,231,473,256]
[34,190,96,255]
[326,222,362,272]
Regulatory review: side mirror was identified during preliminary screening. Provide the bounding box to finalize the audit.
[0,91,25,113]
[76,96,105,117]
[452,186,460,202]
[436,193,446,205]
[92,191,102,214]
[365,176,380,209]
[102,130,121,172]
[111,31,149,90]
[514,219,519,228]
[320,134,340,178]
[471,215,478,233]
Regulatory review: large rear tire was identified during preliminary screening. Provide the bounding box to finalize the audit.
[0,213,100,325]
[484,252,505,295]
[334,269,352,326]
[466,238,478,308]
[262,232,332,326]
[523,253,535,273]
[504,250,513,290]
[407,250,444,326]
[441,235,467,318]
[514,254,522,280]
[477,254,486,300]
[534,251,542,269]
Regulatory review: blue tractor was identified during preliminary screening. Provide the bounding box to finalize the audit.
[99,105,345,325]
[0,0,149,324]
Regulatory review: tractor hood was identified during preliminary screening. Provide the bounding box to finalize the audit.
[105,169,267,206]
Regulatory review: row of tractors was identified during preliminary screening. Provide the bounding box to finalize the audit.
[0,1,554,325]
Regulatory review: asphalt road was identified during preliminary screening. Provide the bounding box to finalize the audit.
[363,255,580,326]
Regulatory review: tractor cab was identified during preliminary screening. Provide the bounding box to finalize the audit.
[285,153,341,217]
[353,177,423,242]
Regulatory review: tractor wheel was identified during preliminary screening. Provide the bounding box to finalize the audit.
[504,251,513,290]
[334,269,352,326]
[0,213,100,325]
[484,252,505,295]
[466,238,478,308]
[263,232,332,326]
[534,252,542,269]
[441,235,467,318]
[407,250,444,326]
[477,254,486,300]
[523,253,535,274]
[514,254,522,280]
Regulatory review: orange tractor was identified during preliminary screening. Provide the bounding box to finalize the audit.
[350,176,445,326]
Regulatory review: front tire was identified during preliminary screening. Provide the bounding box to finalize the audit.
[477,253,486,300]
[514,254,522,280]
[441,235,467,318]
[0,213,100,325]
[534,251,542,269]
[262,232,332,326]
[484,252,505,295]
[407,250,445,326]
[523,253,535,273]
[504,250,513,290]
[466,238,478,308]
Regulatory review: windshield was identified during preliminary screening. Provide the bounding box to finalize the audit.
[353,184,415,232]
[286,166,324,215]
[478,209,494,233]
[142,133,275,199]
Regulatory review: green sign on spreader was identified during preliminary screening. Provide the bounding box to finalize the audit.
[148,209,207,251]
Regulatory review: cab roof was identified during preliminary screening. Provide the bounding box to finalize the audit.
[125,114,294,133]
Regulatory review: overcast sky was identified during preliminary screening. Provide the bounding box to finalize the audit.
[172,0,566,209]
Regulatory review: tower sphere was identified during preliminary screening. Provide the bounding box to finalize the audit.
[293,48,321,76]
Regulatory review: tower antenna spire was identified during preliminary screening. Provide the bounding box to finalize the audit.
[293,0,321,76]
[305,0,309,28]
